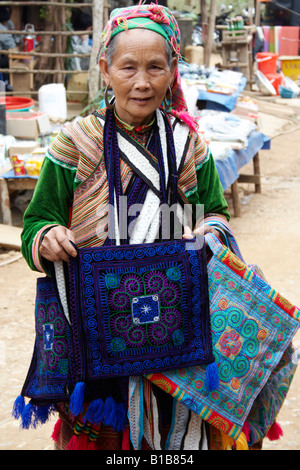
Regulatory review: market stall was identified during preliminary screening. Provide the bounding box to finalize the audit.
[179,66,270,216]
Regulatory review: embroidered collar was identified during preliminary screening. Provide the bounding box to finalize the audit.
[114,109,156,134]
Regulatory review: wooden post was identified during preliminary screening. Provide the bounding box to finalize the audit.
[0,178,12,225]
[200,0,208,46]
[231,181,241,217]
[249,0,254,25]
[204,0,217,67]
[89,0,103,101]
[255,0,261,26]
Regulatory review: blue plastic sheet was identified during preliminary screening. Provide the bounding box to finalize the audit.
[198,77,247,112]
[214,131,271,190]
[1,168,38,179]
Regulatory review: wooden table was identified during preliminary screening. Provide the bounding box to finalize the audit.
[231,151,261,217]
[0,175,37,225]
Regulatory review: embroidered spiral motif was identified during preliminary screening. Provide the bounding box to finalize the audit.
[82,253,93,263]
[211,312,226,332]
[166,267,181,281]
[241,319,258,338]
[37,304,47,334]
[82,263,92,274]
[112,364,122,374]
[126,327,147,347]
[111,313,132,335]
[53,339,67,357]
[232,355,249,377]
[84,274,94,286]
[172,329,185,345]
[134,248,146,259]
[108,290,130,310]
[105,273,120,289]
[114,250,124,260]
[145,246,156,257]
[110,337,126,352]
[218,358,233,381]
[160,284,181,306]
[161,309,182,331]
[104,250,114,260]
[53,316,67,335]
[48,302,59,322]
[85,286,95,297]
[48,351,59,372]
[243,338,259,358]
[228,307,243,328]
[144,270,167,293]
[121,273,143,296]
[148,323,170,346]
[218,298,228,310]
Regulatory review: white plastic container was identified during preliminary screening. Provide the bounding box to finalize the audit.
[38,83,67,121]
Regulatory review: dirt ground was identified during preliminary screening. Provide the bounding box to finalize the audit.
[1,94,300,451]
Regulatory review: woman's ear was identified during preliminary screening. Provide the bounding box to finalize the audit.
[99,57,110,86]
[170,57,178,85]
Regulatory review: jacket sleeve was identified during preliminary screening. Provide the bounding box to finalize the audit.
[21,156,76,273]
[187,150,230,222]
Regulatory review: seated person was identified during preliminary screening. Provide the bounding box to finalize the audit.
[69,12,92,71]
[0,6,17,90]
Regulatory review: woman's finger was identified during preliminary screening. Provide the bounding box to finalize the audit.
[39,226,77,262]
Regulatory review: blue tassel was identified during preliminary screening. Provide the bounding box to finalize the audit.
[21,403,35,429]
[205,362,220,392]
[103,397,116,427]
[83,398,104,425]
[12,395,25,420]
[33,404,55,426]
[114,403,127,432]
[70,382,86,417]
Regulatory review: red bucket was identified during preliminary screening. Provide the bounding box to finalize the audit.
[266,73,283,95]
[0,96,35,111]
[256,52,278,75]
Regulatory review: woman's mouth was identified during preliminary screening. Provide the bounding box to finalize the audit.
[132,97,151,103]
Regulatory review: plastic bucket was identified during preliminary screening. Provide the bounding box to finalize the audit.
[279,85,298,99]
[0,96,35,111]
[265,73,283,95]
[256,52,278,75]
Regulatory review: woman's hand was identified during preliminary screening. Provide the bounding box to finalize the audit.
[39,225,77,263]
[182,225,221,241]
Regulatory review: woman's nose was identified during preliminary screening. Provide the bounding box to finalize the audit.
[133,70,150,90]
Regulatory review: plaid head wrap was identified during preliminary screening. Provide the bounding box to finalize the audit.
[98,2,198,132]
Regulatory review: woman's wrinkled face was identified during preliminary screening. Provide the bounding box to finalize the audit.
[99,29,177,127]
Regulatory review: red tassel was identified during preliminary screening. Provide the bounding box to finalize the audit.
[122,426,130,450]
[242,421,250,442]
[267,422,283,441]
[67,435,81,450]
[78,434,89,450]
[88,441,99,450]
[51,418,62,443]
[66,433,90,450]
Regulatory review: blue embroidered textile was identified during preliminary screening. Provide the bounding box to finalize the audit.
[68,237,214,381]
[21,276,70,403]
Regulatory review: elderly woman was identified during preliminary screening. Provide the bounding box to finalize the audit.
[21,4,231,450]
